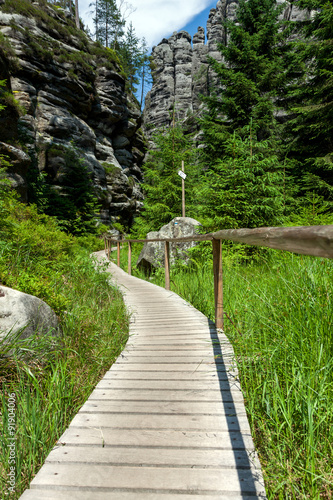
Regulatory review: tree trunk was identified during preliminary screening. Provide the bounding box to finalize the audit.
[75,0,80,29]
[140,64,145,109]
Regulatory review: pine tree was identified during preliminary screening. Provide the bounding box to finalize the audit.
[198,131,286,231]
[286,0,333,203]
[202,0,290,144]
[118,22,140,92]
[198,0,296,230]
[38,145,100,235]
[93,0,124,49]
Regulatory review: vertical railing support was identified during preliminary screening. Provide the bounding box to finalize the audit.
[212,238,224,329]
[107,239,110,260]
[128,242,132,275]
[117,241,120,267]
[181,160,185,218]
[165,241,170,290]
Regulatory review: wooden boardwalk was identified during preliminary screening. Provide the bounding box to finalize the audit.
[21,250,267,499]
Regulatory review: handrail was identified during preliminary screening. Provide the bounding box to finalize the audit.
[104,224,333,329]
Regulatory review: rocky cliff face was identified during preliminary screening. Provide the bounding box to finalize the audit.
[143,0,312,134]
[0,0,145,228]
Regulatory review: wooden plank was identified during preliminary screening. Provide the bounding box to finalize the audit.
[78,400,247,414]
[69,412,251,432]
[29,464,265,495]
[165,240,170,290]
[45,445,253,469]
[21,491,257,500]
[88,388,245,402]
[57,426,256,450]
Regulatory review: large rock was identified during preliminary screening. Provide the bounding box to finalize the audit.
[0,285,61,344]
[136,217,202,273]
[0,2,146,227]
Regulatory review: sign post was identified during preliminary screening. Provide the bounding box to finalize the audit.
[178,160,186,217]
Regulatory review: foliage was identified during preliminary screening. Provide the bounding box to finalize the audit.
[31,144,100,236]
[131,124,200,237]
[118,22,140,93]
[91,0,125,49]
[0,32,20,71]
[197,131,288,231]
[285,0,333,208]
[0,195,127,498]
[3,0,89,50]
[202,0,290,141]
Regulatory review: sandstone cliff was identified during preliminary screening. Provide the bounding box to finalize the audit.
[0,0,146,228]
[143,0,312,134]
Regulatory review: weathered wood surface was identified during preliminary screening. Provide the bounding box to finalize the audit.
[106,224,333,259]
[213,225,333,259]
[20,251,267,499]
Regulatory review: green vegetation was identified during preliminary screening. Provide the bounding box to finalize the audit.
[31,144,100,236]
[131,124,201,237]
[0,187,128,499]
[285,0,333,209]
[135,0,333,235]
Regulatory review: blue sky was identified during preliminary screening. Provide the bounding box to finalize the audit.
[171,2,217,44]
[81,1,219,48]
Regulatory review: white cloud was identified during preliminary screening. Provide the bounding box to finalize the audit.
[79,0,214,47]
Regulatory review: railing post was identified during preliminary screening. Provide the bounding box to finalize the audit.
[165,241,170,290]
[212,238,224,329]
[117,240,120,267]
[107,239,110,260]
[128,242,132,275]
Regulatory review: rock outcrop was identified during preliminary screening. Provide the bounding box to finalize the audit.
[137,217,202,273]
[143,0,312,134]
[0,0,146,227]
[0,285,61,344]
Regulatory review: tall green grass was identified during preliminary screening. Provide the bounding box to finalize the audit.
[0,201,129,498]
[114,242,333,499]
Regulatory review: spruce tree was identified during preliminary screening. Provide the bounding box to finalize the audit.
[286,0,333,203]
[198,0,292,230]
[118,22,140,93]
[198,131,286,230]
[202,0,289,142]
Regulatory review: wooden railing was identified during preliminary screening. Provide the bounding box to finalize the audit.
[104,225,333,329]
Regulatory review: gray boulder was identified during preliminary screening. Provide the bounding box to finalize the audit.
[0,286,61,345]
[137,217,202,273]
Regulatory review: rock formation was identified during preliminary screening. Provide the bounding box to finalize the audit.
[137,217,202,273]
[143,0,312,134]
[0,0,146,227]
[0,285,61,345]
